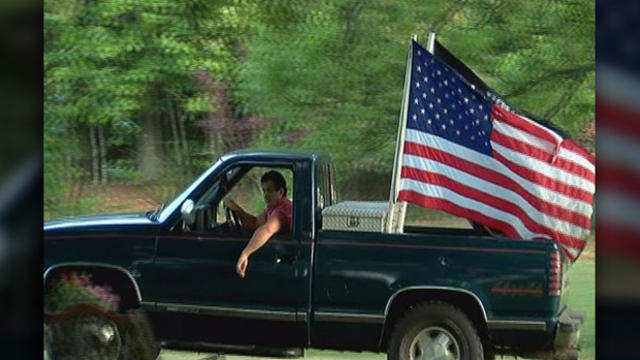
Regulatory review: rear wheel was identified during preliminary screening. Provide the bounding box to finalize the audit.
[387,301,483,360]
[72,313,122,360]
[46,312,122,360]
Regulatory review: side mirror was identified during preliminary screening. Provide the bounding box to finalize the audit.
[181,199,195,225]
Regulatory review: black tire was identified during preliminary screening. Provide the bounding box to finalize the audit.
[47,312,122,360]
[72,313,122,360]
[387,301,483,360]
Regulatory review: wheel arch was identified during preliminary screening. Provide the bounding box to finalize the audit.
[379,287,489,350]
[43,262,142,311]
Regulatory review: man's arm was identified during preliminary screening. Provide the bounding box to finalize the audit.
[236,215,282,278]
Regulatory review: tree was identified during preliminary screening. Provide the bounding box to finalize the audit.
[44,0,245,182]
[234,0,594,198]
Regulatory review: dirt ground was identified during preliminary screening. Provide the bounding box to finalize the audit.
[85,183,163,214]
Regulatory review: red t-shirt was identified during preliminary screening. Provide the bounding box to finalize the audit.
[260,197,293,234]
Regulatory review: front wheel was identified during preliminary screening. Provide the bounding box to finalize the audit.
[387,301,483,360]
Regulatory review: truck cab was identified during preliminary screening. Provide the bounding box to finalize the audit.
[144,150,328,349]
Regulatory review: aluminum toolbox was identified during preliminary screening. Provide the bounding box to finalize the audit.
[322,201,405,233]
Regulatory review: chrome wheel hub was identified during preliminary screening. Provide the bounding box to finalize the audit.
[409,326,460,360]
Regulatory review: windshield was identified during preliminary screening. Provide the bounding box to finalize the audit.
[155,158,224,223]
[145,202,166,221]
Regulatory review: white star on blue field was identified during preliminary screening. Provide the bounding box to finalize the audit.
[407,41,493,156]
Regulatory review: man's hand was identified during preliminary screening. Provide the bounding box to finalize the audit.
[236,251,249,278]
[224,198,241,212]
[235,215,282,278]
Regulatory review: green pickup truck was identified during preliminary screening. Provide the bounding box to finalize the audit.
[44,150,584,360]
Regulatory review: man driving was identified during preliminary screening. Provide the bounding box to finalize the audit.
[224,170,292,278]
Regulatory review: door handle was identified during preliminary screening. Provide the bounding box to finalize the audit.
[276,254,297,264]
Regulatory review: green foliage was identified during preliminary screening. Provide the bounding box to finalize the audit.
[44,0,594,218]
[45,272,121,313]
[44,0,242,125]
[45,282,99,313]
[44,0,254,217]
[107,159,142,183]
[438,0,595,137]
[45,272,100,313]
[44,120,96,219]
[233,0,594,200]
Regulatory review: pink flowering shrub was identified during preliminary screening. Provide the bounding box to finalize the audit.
[45,271,120,313]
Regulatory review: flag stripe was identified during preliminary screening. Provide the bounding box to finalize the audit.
[404,130,594,215]
[598,189,640,233]
[401,164,590,243]
[491,148,594,203]
[402,155,591,234]
[493,115,595,173]
[599,127,640,176]
[561,245,581,261]
[491,119,595,178]
[598,162,640,199]
[561,140,595,171]
[597,97,640,140]
[490,142,595,193]
[491,129,554,161]
[490,130,595,182]
[397,182,545,239]
[492,119,557,153]
[397,185,581,262]
[403,142,591,227]
[397,190,523,245]
[491,105,562,145]
[597,223,640,262]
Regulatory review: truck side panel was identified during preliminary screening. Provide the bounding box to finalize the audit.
[310,229,559,351]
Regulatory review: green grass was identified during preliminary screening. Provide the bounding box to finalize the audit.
[159,259,595,360]
[563,260,595,360]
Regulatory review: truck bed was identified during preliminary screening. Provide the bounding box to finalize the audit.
[311,228,560,351]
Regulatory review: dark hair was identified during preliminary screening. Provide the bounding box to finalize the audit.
[261,170,287,196]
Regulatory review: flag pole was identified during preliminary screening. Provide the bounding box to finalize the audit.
[386,34,416,233]
[427,32,436,53]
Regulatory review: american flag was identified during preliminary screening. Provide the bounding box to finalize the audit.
[598,67,640,261]
[396,41,595,261]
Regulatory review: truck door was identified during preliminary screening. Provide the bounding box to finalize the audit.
[148,162,309,347]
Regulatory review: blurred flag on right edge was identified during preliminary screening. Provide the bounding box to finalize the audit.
[596,0,640,287]
[597,68,640,262]
[597,0,640,358]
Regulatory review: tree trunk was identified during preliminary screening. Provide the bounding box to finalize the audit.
[98,124,107,185]
[89,125,99,185]
[215,131,223,162]
[168,101,182,167]
[207,127,215,161]
[137,114,163,181]
[177,107,190,170]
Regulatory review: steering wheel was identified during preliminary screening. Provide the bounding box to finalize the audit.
[225,206,242,233]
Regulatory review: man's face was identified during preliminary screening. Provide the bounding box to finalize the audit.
[261,180,284,209]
